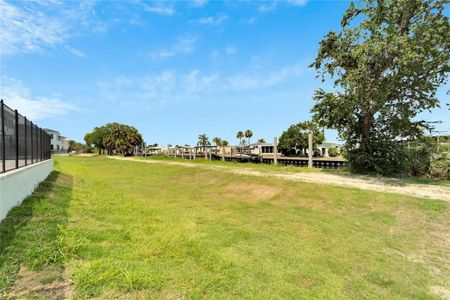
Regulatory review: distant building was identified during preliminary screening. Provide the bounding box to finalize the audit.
[249,143,281,156]
[316,142,343,157]
[249,141,343,157]
[43,129,69,152]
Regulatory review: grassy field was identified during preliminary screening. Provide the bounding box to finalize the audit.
[137,154,450,186]
[1,156,449,299]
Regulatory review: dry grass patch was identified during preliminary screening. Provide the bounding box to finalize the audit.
[225,182,282,203]
[8,266,73,299]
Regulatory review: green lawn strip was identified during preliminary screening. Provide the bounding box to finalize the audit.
[0,169,73,298]
[135,154,450,187]
[49,156,449,298]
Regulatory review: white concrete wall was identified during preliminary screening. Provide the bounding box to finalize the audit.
[0,160,53,222]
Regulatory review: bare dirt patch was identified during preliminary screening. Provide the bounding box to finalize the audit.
[7,266,73,299]
[429,286,450,300]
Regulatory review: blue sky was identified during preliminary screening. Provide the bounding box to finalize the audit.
[1,0,449,146]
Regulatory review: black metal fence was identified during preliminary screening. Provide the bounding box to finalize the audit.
[0,100,51,173]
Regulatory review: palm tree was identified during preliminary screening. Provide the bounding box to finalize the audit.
[212,137,222,146]
[197,134,210,155]
[236,131,244,146]
[245,129,253,146]
[221,140,229,146]
[257,138,266,143]
[212,137,222,155]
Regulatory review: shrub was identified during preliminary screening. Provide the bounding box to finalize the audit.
[328,147,339,157]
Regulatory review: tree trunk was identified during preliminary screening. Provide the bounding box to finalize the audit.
[361,112,373,150]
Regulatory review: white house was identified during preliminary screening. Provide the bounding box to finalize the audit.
[248,141,343,157]
[248,143,281,156]
[43,128,69,152]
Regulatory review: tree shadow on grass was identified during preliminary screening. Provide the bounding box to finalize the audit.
[0,171,74,298]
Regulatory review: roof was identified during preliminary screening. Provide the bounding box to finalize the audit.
[249,143,274,147]
[43,128,61,134]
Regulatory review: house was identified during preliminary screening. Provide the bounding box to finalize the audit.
[315,142,343,157]
[249,141,343,157]
[248,143,281,156]
[43,129,69,152]
[146,146,162,155]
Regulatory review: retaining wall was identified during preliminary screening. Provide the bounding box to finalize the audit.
[0,160,53,222]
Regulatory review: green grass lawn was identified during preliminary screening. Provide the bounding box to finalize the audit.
[1,156,449,299]
[138,154,450,186]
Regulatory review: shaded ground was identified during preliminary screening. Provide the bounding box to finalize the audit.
[111,156,450,202]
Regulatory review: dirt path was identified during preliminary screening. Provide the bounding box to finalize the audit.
[109,156,450,202]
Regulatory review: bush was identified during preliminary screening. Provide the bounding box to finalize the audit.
[405,138,449,179]
[347,139,406,175]
[346,136,449,179]
[328,147,339,157]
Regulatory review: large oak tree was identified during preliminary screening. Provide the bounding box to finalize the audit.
[310,0,449,173]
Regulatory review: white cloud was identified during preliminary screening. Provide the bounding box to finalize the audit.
[258,2,277,12]
[98,70,220,108]
[194,15,228,26]
[97,63,305,108]
[258,0,307,12]
[0,77,78,120]
[228,63,305,90]
[0,0,68,55]
[151,36,197,59]
[0,0,105,56]
[184,70,218,93]
[225,46,236,55]
[192,0,208,7]
[143,3,175,16]
[242,17,256,24]
[288,0,307,6]
[65,45,87,58]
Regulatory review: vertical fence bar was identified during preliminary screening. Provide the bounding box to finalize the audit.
[24,117,27,166]
[1,100,5,172]
[30,122,33,164]
[15,110,19,169]
[45,133,48,160]
[39,129,41,161]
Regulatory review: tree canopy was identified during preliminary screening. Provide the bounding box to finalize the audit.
[197,134,211,147]
[310,0,449,174]
[84,123,143,155]
[278,121,324,156]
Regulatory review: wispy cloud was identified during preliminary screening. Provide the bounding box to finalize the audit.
[150,36,197,59]
[225,46,236,55]
[97,63,305,108]
[228,63,305,90]
[258,2,277,12]
[288,0,307,6]
[0,0,106,56]
[192,0,208,7]
[65,45,87,58]
[143,3,175,16]
[194,15,229,26]
[0,0,68,55]
[97,70,219,108]
[242,17,256,24]
[0,77,78,120]
[258,0,307,12]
